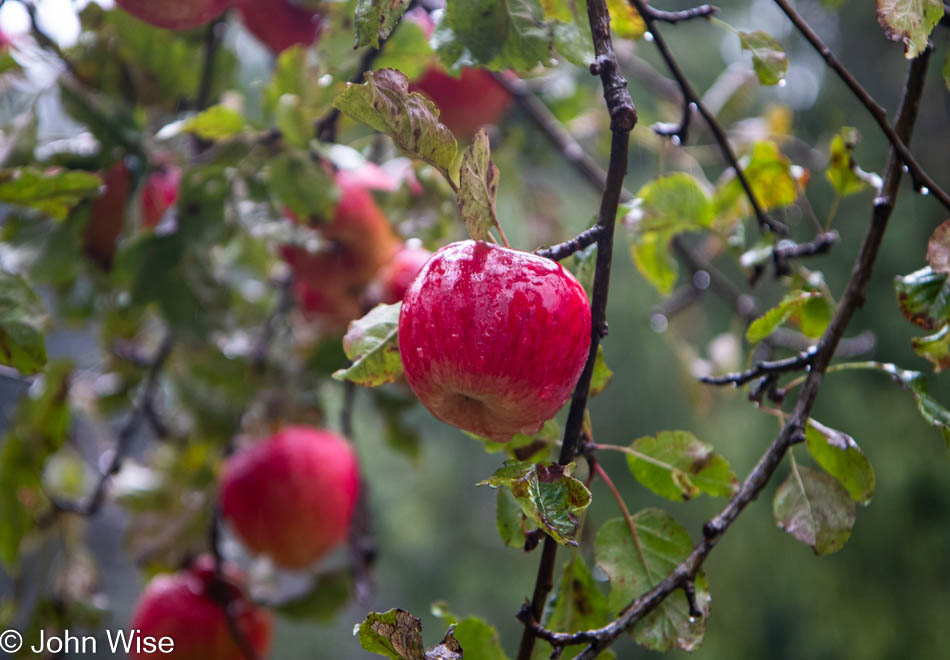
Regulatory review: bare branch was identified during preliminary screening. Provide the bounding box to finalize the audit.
[644,3,717,23]
[535,225,604,261]
[700,346,817,386]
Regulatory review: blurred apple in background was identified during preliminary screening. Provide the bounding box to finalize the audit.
[368,240,432,305]
[219,426,360,569]
[141,164,181,230]
[116,0,230,30]
[83,161,131,269]
[399,240,591,441]
[235,0,323,54]
[129,555,271,660]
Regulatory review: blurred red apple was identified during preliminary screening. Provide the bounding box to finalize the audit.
[141,165,181,229]
[398,240,591,441]
[83,161,131,269]
[116,0,230,30]
[219,426,360,569]
[129,555,271,660]
[280,171,401,329]
[235,0,322,54]
[371,242,432,305]
[410,67,512,138]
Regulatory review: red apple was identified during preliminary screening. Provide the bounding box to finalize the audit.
[371,242,432,305]
[129,555,271,660]
[219,426,360,569]
[83,161,132,269]
[116,0,230,30]
[235,0,322,54]
[410,67,512,138]
[398,240,591,441]
[141,165,181,229]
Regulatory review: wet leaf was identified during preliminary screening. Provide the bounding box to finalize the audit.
[746,290,823,344]
[773,463,856,555]
[589,345,613,397]
[334,303,404,386]
[0,168,101,221]
[806,419,876,504]
[355,0,413,48]
[738,30,788,85]
[0,271,47,375]
[333,69,458,184]
[181,105,244,141]
[458,129,501,241]
[825,127,877,197]
[625,430,738,501]
[912,324,950,372]
[479,460,591,546]
[355,609,425,659]
[894,266,950,331]
[876,0,943,58]
[595,510,710,651]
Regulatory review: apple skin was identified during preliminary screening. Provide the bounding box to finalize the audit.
[398,240,591,441]
[116,0,230,30]
[219,426,360,569]
[410,67,512,138]
[129,555,271,660]
[280,171,400,329]
[141,165,181,229]
[83,161,132,269]
[235,0,322,54]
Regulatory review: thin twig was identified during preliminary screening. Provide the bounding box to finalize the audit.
[626,0,787,234]
[53,333,175,517]
[516,2,637,658]
[772,231,839,276]
[773,0,950,212]
[700,346,817,386]
[209,506,261,660]
[535,225,604,261]
[644,3,717,23]
[195,15,227,112]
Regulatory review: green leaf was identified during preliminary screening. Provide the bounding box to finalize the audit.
[805,419,876,504]
[625,430,738,501]
[738,30,788,85]
[595,511,710,651]
[355,610,466,660]
[607,0,647,39]
[263,45,332,120]
[0,361,72,570]
[0,168,101,221]
[629,173,714,234]
[457,129,502,242]
[631,230,678,295]
[274,569,352,622]
[0,271,47,375]
[333,303,404,386]
[479,460,591,546]
[451,618,509,660]
[589,345,613,397]
[355,0,413,48]
[773,462,856,555]
[825,127,876,197]
[881,364,950,445]
[627,173,712,294]
[746,290,823,344]
[715,141,799,220]
[496,487,527,549]
[800,296,833,338]
[275,94,311,149]
[912,324,950,372]
[333,69,458,184]
[267,150,339,220]
[181,105,244,141]
[876,0,943,58]
[894,266,950,331]
[926,218,950,274]
[435,0,592,72]
[533,556,616,659]
[355,609,426,659]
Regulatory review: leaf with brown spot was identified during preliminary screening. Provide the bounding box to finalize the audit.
[876,0,943,59]
[458,128,503,242]
[927,219,950,274]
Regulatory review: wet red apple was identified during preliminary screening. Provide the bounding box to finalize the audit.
[219,426,360,569]
[129,555,271,660]
[235,0,322,54]
[398,241,591,441]
[116,0,230,30]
